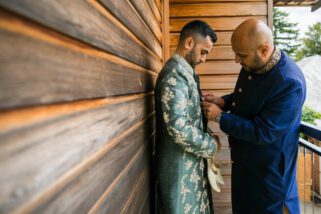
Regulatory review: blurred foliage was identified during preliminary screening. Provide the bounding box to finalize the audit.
[273,8,300,58]
[295,22,321,61]
[302,106,321,125]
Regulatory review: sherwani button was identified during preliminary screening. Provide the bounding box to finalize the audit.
[248,75,252,80]
[239,88,242,92]
[232,102,236,106]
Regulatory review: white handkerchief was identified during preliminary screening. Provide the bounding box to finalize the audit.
[207,158,224,192]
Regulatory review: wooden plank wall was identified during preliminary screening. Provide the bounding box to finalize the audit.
[169,0,269,213]
[0,0,163,213]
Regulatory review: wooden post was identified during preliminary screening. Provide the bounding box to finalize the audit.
[162,0,170,64]
[267,0,273,30]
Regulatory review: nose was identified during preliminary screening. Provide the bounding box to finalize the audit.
[200,55,206,63]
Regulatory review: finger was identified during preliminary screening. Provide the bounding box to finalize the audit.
[202,101,211,107]
[202,91,208,96]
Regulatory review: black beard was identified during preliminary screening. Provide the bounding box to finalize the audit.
[185,49,196,68]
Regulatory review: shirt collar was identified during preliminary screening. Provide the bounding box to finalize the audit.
[172,53,194,76]
[255,46,281,74]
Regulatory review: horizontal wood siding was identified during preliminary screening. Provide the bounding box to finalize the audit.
[169,0,268,212]
[0,0,162,213]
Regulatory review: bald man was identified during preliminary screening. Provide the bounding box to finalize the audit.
[202,19,306,214]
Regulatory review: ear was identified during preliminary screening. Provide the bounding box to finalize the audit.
[184,36,194,51]
[258,44,269,57]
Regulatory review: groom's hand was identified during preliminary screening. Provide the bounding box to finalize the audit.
[202,91,225,108]
[201,101,222,121]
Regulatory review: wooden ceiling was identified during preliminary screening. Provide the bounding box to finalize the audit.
[274,0,321,11]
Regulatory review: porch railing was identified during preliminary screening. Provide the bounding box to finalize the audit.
[298,121,321,214]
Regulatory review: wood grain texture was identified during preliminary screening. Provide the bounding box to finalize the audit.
[196,61,241,75]
[170,31,233,47]
[200,75,238,90]
[130,0,162,42]
[0,24,156,109]
[0,93,151,135]
[147,0,162,24]
[212,176,232,204]
[0,95,154,213]
[207,46,235,60]
[121,167,151,214]
[171,0,265,2]
[140,191,152,214]
[170,16,267,32]
[98,0,162,58]
[30,118,155,213]
[202,89,234,98]
[89,145,152,214]
[155,0,162,13]
[0,0,162,71]
[170,2,267,17]
[170,45,235,60]
[162,0,170,62]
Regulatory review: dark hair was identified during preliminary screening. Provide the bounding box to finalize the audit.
[179,20,217,44]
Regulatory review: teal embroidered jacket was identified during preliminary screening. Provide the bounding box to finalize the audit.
[154,54,218,214]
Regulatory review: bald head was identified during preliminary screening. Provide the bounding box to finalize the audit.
[231,19,275,72]
[232,19,273,50]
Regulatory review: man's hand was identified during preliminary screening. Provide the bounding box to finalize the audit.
[202,91,224,108]
[201,101,222,121]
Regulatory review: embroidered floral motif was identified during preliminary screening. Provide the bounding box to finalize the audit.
[190,164,201,191]
[181,175,191,203]
[200,190,209,213]
[200,159,204,171]
[177,98,188,111]
[176,118,186,128]
[197,191,202,202]
[203,178,207,188]
[184,203,192,214]
[168,76,177,86]
[197,106,201,116]
[185,160,193,170]
[169,127,188,145]
[162,87,175,110]
[163,112,169,123]
[193,206,199,214]
[201,140,209,148]
[191,127,199,141]
[185,147,194,153]
[200,200,206,213]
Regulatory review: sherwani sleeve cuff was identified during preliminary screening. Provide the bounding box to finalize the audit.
[221,93,233,111]
[219,112,232,134]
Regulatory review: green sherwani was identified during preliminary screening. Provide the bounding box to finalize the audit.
[154,54,217,214]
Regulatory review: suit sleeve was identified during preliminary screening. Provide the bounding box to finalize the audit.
[160,73,217,158]
[221,93,234,112]
[220,79,304,145]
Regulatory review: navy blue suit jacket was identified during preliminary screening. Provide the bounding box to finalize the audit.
[220,51,306,214]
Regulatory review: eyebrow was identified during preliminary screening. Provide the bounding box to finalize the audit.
[236,52,247,56]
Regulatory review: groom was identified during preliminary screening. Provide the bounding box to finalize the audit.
[154,20,220,214]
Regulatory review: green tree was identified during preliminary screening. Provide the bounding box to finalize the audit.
[273,8,300,57]
[295,22,321,61]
